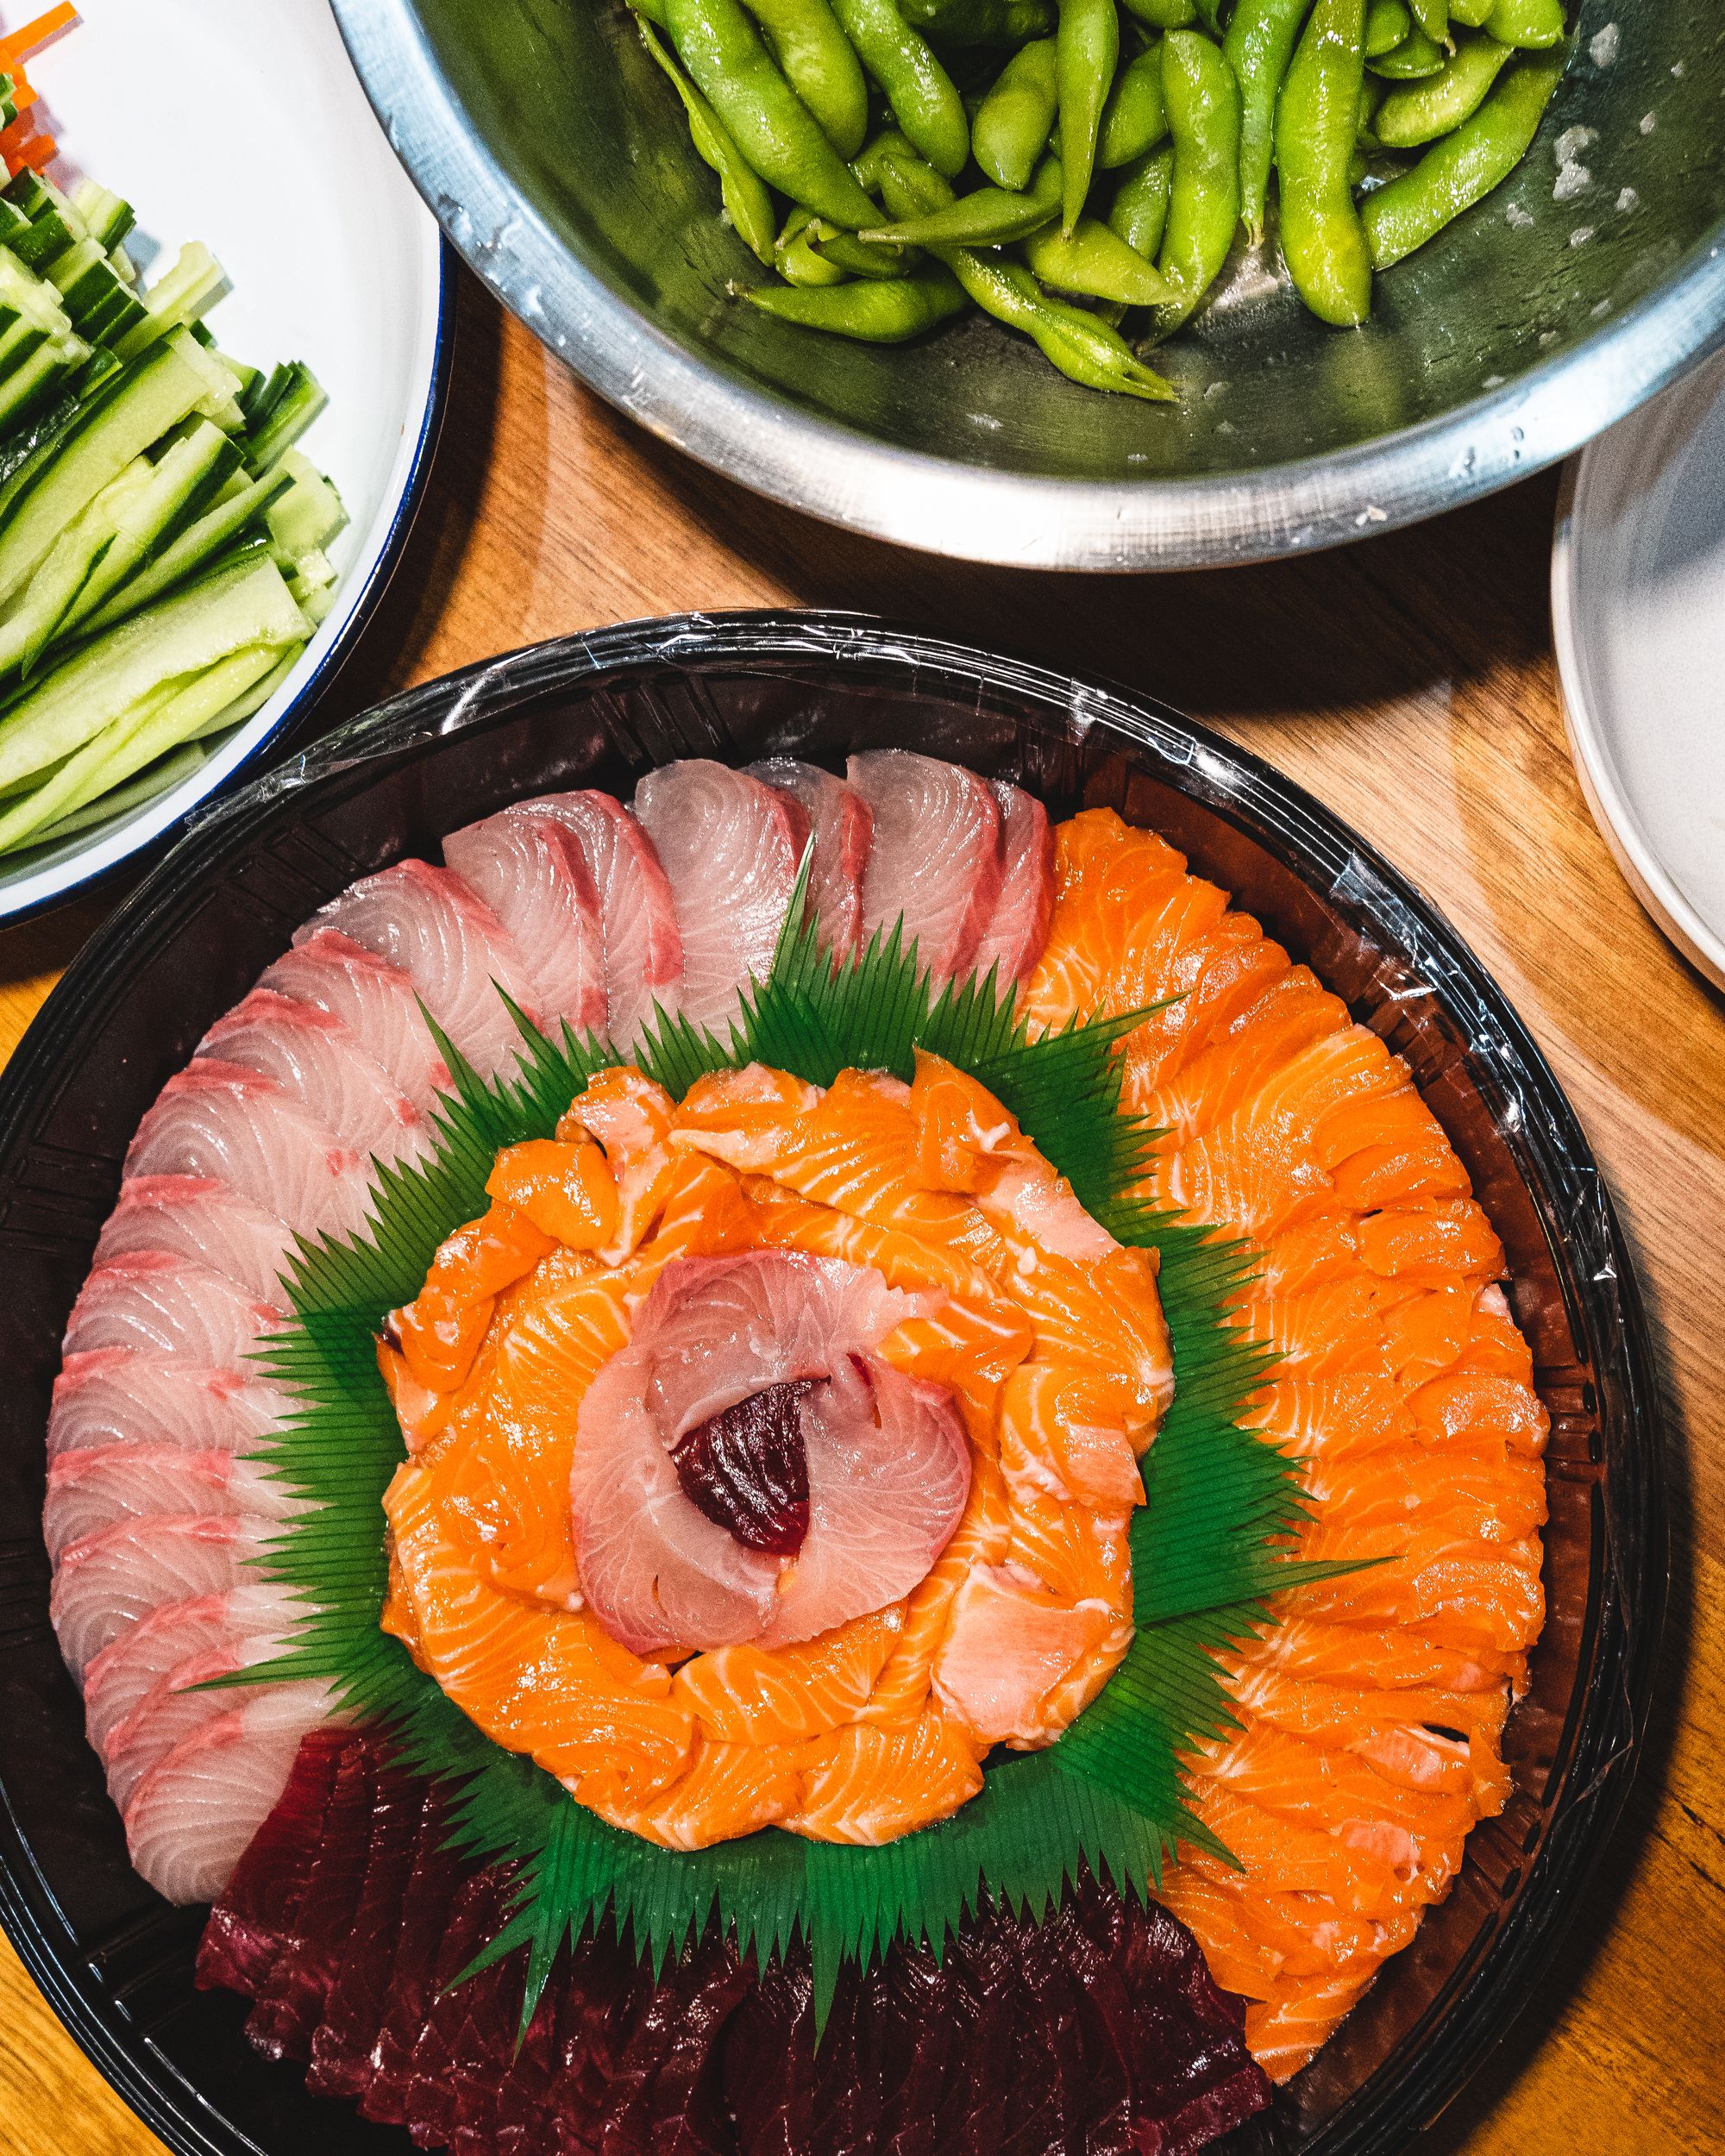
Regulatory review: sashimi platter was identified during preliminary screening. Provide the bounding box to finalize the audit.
[0,621,1654,2156]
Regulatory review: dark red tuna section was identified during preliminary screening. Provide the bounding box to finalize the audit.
[198,1731,1273,2156]
[671,1378,815,1555]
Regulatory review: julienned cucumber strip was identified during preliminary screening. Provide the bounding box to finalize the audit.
[81,467,292,635]
[245,361,325,471]
[70,179,135,256]
[265,448,347,561]
[29,738,207,849]
[112,242,228,364]
[0,550,309,794]
[188,639,301,739]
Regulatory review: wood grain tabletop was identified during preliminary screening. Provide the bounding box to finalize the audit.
[0,271,1716,2156]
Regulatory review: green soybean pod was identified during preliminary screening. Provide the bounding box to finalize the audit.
[860,152,1063,243]
[637,16,778,265]
[1484,0,1564,47]
[1364,0,1408,55]
[815,225,917,274]
[1448,0,1494,23]
[974,37,1060,189]
[1057,0,1121,233]
[775,205,851,283]
[666,0,881,223]
[1276,0,1370,326]
[1362,42,1566,266]
[1376,29,1513,146]
[831,0,971,177]
[897,0,1055,43]
[1152,28,1241,330]
[1022,214,1176,300]
[945,248,1177,396]
[1225,0,1314,243]
[1407,0,1446,42]
[1369,26,1446,76]
[1099,37,1170,167]
[1120,0,1194,25]
[1108,139,1174,254]
[741,0,871,158]
[743,266,968,335]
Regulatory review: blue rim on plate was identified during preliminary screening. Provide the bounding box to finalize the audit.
[0,615,1666,2155]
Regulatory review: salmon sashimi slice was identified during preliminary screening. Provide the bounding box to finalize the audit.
[906,1050,1026,1193]
[198,990,430,1164]
[1357,1200,1505,1283]
[969,780,1054,991]
[991,1238,1173,1424]
[294,860,543,1081]
[791,1709,983,1844]
[1018,808,1190,1031]
[633,760,808,1040]
[1225,1668,1510,1788]
[94,1178,296,1311]
[443,807,607,1038]
[672,1608,904,1744]
[878,1292,1037,1439]
[1158,1858,1390,1997]
[1141,972,1346,1150]
[51,1512,274,1677]
[1246,1968,1383,2085]
[81,1582,301,1757]
[861,1446,1012,1725]
[996,1363,1145,1510]
[674,1064,821,1172]
[847,750,1004,981]
[43,1442,301,1562]
[48,1350,292,1457]
[526,790,683,1050]
[558,1066,681,1263]
[1236,1615,1517,1695]
[1182,1783,1409,1919]
[64,1251,280,1367]
[1301,1451,1548,1545]
[484,1138,619,1253]
[122,1680,339,1904]
[608,1733,808,1850]
[1409,1369,1549,1455]
[260,928,452,1110]
[1003,1493,1132,1614]
[746,756,871,961]
[932,1564,1130,1749]
[386,1201,555,1398]
[1289,1534,1546,1657]
[1250,1374,1417,1463]
[1457,1284,1537,1381]
[126,1060,373,1242]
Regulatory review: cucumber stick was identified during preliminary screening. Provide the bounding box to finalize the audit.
[82,467,292,635]
[30,738,208,849]
[0,550,308,795]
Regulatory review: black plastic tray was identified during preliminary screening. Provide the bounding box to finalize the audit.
[0,613,1665,2155]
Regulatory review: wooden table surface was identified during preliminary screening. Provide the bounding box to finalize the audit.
[1,271,1717,2156]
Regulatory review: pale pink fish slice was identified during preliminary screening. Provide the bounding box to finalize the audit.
[632,761,809,1040]
[932,1565,1126,1746]
[82,1583,301,1756]
[125,1061,373,1243]
[745,757,872,961]
[758,1353,970,1647]
[292,859,543,1081]
[198,991,430,1164]
[63,1252,279,1366]
[846,751,1005,981]
[443,809,606,1038]
[122,1681,338,1904]
[526,791,683,1050]
[43,1444,301,1564]
[104,1631,292,1809]
[969,780,1055,990]
[94,1178,296,1312]
[50,1512,273,1678]
[259,929,451,1110]
[570,1344,780,1658]
[48,1351,292,1458]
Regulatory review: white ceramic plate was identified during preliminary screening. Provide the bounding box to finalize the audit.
[0,0,448,921]
[1553,348,1725,992]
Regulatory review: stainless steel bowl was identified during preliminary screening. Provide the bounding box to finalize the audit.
[333,0,1725,568]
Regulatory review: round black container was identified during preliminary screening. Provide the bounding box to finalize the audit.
[0,614,1665,2155]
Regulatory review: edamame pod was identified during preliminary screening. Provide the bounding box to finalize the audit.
[637,16,778,265]
[1276,0,1371,326]
[1484,0,1565,48]
[742,0,870,158]
[815,225,917,274]
[743,266,968,336]
[1376,29,1513,146]
[945,249,1177,396]
[1408,0,1446,44]
[1224,0,1314,243]
[898,0,1054,44]
[1057,0,1121,233]
[974,38,1059,189]
[1099,37,1170,167]
[860,151,1063,243]
[1108,139,1174,255]
[1448,0,1494,24]
[1369,26,1446,76]
[1152,28,1241,331]
[1023,213,1176,301]
[832,0,971,177]
[665,0,881,224]
[1364,0,1409,56]
[775,205,851,284]
[1120,0,1194,24]
[1362,43,1566,266]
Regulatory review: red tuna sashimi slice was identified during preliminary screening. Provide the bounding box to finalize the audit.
[48,1351,292,1457]
[195,1725,350,2000]
[95,1178,296,1311]
[124,1680,339,1903]
[260,930,452,1109]
[969,780,1055,989]
[292,860,543,1081]
[847,751,1004,980]
[50,1512,273,1677]
[125,1061,373,1241]
[632,761,809,1038]
[198,991,429,1163]
[63,1252,279,1366]
[83,1583,302,1756]
[759,1353,969,1646]
[443,809,606,1038]
[43,1443,301,1564]
[524,791,683,1050]
[104,1630,293,1808]
[746,757,871,961]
